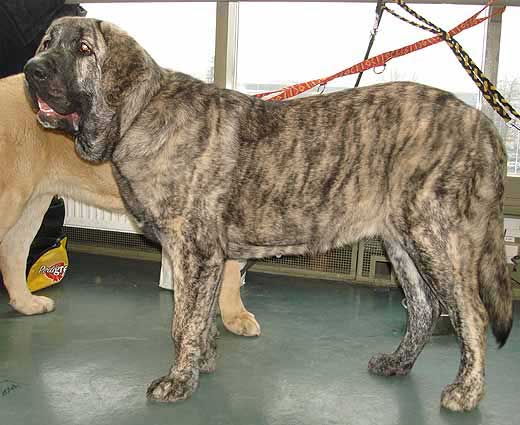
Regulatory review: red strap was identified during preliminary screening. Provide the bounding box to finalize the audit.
[256,1,503,101]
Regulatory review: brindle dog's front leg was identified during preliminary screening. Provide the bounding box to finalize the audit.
[147,219,224,403]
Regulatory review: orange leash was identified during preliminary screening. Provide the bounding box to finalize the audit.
[256,1,502,101]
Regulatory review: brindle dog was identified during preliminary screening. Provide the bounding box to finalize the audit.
[24,17,512,411]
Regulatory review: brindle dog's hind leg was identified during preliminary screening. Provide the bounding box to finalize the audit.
[147,218,224,403]
[407,229,488,411]
[439,287,488,412]
[368,239,441,376]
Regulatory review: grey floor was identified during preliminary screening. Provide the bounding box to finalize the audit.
[0,252,519,425]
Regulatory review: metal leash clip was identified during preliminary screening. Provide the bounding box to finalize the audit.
[371,0,386,36]
[373,64,387,74]
[507,118,520,131]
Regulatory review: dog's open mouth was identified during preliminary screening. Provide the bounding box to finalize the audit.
[37,97,80,133]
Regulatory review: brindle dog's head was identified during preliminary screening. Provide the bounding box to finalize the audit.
[24,17,162,163]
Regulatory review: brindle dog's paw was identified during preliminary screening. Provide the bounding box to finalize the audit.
[223,311,261,337]
[146,371,198,402]
[368,353,413,376]
[441,381,484,412]
[10,295,55,315]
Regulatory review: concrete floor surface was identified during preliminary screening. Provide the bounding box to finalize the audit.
[1,252,519,425]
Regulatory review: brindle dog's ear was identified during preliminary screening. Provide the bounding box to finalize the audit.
[97,21,150,106]
[97,21,162,135]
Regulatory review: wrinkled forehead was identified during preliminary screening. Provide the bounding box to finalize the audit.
[46,17,101,45]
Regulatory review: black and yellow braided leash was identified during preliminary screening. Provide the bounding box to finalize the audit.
[385,0,520,131]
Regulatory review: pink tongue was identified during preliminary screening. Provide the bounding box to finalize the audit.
[37,97,80,131]
[38,98,63,116]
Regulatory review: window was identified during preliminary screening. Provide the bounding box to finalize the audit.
[236,2,373,94]
[497,7,520,177]
[236,2,486,108]
[83,2,216,82]
[360,4,486,108]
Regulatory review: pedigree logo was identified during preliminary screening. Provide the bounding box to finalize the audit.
[39,262,67,282]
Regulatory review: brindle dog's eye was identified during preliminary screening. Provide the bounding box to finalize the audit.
[79,41,93,56]
[41,39,50,51]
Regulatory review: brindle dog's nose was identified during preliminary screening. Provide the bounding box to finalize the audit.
[24,59,48,82]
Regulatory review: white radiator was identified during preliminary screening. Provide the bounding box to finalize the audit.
[63,199,249,288]
[63,198,140,233]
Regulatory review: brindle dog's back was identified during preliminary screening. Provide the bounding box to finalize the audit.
[221,82,504,257]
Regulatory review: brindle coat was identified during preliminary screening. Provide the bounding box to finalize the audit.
[24,17,513,411]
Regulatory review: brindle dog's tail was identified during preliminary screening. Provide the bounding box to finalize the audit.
[479,213,513,348]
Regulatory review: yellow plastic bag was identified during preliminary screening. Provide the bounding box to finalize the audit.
[27,237,68,292]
